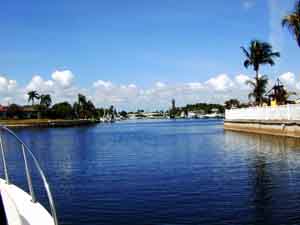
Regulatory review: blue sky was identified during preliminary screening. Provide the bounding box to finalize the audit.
[0,0,299,110]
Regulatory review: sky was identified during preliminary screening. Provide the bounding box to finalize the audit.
[0,0,299,111]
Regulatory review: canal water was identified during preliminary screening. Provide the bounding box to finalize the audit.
[3,119,300,225]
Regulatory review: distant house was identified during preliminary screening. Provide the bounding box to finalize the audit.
[186,110,205,118]
[180,111,186,118]
[0,105,8,119]
[22,106,39,119]
[187,110,205,118]
[187,111,197,118]
[211,108,219,113]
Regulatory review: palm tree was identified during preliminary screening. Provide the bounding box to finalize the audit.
[246,75,269,105]
[86,100,96,118]
[77,94,86,118]
[78,94,87,107]
[109,105,115,120]
[40,94,52,108]
[282,1,300,47]
[241,40,280,80]
[241,40,280,105]
[27,91,39,105]
[73,102,80,119]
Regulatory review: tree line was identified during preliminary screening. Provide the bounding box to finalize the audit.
[6,91,117,120]
[169,103,225,118]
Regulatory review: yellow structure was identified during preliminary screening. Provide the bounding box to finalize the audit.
[271,99,277,107]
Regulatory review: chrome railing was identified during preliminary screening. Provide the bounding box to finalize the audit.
[0,126,58,225]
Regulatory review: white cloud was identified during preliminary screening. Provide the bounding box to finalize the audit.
[92,80,140,108]
[1,71,300,111]
[0,75,20,105]
[279,72,300,92]
[25,72,85,104]
[26,75,54,92]
[0,76,17,92]
[155,81,166,88]
[279,72,295,85]
[128,84,137,89]
[205,74,235,91]
[235,74,250,84]
[51,70,74,87]
[186,82,203,90]
[93,80,113,89]
[235,74,252,90]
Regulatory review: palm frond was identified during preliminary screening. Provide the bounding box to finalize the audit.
[263,59,275,66]
[248,92,255,100]
[241,46,250,58]
[242,40,279,73]
[282,2,300,47]
[245,79,255,87]
[296,0,300,14]
[282,16,289,27]
[282,15,299,31]
[243,60,251,68]
[270,52,280,57]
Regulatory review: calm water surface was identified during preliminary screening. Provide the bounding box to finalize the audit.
[4,119,300,225]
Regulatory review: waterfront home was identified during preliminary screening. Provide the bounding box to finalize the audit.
[22,106,39,119]
[0,105,8,119]
[187,110,205,118]
[128,112,166,120]
[211,108,219,113]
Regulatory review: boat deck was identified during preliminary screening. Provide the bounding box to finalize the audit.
[0,191,7,225]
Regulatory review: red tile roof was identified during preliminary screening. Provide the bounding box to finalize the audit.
[0,105,8,112]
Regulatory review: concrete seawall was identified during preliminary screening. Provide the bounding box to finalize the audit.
[224,120,300,138]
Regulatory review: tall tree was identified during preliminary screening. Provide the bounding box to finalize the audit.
[86,100,96,118]
[76,94,96,119]
[77,94,88,118]
[51,102,73,119]
[78,94,87,107]
[241,40,280,80]
[224,99,240,109]
[27,91,39,105]
[73,102,80,119]
[246,75,269,105]
[282,0,300,47]
[40,94,52,108]
[241,40,280,105]
[109,105,115,120]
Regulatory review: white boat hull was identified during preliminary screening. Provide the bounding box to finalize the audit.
[0,179,54,225]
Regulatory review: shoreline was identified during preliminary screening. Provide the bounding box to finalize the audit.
[0,118,224,128]
[0,119,100,128]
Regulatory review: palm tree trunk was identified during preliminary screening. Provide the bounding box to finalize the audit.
[255,69,261,106]
[255,69,259,80]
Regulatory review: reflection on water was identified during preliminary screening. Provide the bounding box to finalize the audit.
[224,130,300,171]
[225,131,300,225]
[2,120,300,225]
